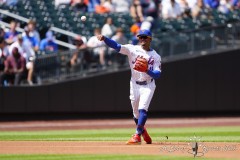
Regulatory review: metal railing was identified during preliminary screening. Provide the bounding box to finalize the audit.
[0,9,77,49]
[34,48,128,83]
[153,22,240,57]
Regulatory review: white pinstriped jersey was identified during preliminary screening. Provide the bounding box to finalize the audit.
[119,44,161,82]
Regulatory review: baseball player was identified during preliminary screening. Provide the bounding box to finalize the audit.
[97,29,161,145]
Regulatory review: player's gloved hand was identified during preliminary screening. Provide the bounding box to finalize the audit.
[133,57,148,72]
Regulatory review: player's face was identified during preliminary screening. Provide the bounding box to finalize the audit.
[138,36,151,47]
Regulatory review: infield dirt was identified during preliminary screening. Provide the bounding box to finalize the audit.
[0,141,239,159]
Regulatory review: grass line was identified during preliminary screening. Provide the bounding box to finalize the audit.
[0,154,234,160]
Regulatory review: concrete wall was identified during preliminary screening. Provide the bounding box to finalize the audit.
[0,49,240,114]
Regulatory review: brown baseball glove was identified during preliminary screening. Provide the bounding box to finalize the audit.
[133,57,148,72]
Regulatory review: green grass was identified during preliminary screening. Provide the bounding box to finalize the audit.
[0,154,234,160]
[0,126,239,142]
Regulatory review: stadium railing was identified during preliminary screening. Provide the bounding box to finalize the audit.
[0,9,77,49]
[153,22,240,57]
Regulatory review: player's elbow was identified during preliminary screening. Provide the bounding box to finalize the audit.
[154,72,161,79]
[156,74,161,79]
[147,70,161,79]
[115,44,121,52]
[152,70,161,79]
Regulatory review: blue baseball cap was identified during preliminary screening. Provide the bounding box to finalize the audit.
[137,29,152,37]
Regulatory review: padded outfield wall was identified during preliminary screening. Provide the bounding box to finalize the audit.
[0,49,240,114]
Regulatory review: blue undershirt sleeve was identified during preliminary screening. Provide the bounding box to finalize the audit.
[104,37,121,52]
[147,70,161,79]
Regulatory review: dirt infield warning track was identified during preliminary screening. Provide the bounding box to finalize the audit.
[0,117,240,159]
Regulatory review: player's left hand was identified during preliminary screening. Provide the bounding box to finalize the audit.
[133,57,148,72]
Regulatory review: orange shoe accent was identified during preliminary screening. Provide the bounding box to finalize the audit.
[142,127,152,144]
[126,134,141,145]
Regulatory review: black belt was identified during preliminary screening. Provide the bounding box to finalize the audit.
[136,79,153,85]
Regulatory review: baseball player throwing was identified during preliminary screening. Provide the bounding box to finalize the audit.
[97,29,161,145]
